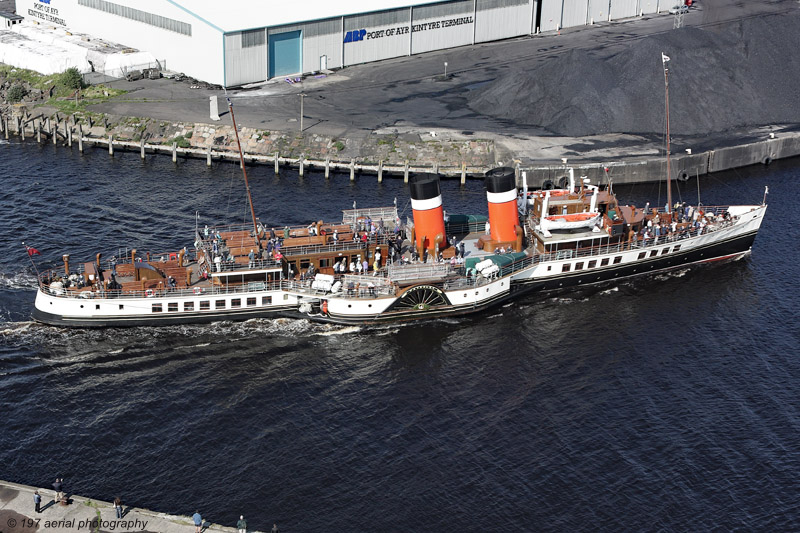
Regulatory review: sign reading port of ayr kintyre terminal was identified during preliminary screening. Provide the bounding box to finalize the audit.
[26,0,68,26]
[344,15,474,43]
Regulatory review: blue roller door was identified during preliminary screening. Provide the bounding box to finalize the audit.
[269,30,301,78]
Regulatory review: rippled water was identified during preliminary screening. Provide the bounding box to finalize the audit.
[1,139,798,531]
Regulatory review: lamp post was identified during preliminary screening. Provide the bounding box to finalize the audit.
[299,93,305,132]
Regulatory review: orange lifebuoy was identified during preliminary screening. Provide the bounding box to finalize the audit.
[145,289,154,297]
[322,300,328,315]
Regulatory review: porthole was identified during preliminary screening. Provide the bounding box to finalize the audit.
[80,304,84,308]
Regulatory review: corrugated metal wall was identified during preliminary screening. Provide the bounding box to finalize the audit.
[539,0,563,31]
[224,30,266,87]
[222,0,662,85]
[475,0,531,43]
[639,0,659,14]
[343,9,411,66]
[610,0,638,19]
[587,0,610,23]
[270,19,342,74]
[411,0,475,54]
[561,0,588,28]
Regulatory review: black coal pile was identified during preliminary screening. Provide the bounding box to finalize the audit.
[467,12,800,136]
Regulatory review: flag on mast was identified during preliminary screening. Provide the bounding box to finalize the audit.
[24,243,41,256]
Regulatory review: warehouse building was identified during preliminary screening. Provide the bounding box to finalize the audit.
[12,0,672,87]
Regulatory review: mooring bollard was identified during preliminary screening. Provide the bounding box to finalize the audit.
[461,162,467,185]
[109,135,114,156]
[206,147,212,167]
[325,157,330,179]
[274,151,279,175]
[172,142,177,163]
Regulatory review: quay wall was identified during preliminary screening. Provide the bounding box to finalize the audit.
[1,109,799,187]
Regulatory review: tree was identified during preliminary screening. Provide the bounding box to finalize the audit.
[59,67,84,90]
[7,84,27,103]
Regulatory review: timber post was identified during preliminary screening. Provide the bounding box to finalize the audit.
[461,162,467,185]
[109,135,114,156]
[378,160,383,183]
[404,160,409,183]
[172,142,177,163]
[206,147,212,167]
[325,157,330,179]
[350,158,355,182]
[274,151,279,175]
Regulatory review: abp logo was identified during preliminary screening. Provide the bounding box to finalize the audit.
[343,29,366,43]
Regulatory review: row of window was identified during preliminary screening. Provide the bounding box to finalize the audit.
[151,295,277,313]
[554,245,681,273]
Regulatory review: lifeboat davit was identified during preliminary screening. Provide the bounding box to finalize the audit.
[540,212,601,231]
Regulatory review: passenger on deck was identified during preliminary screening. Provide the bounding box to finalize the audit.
[332,230,339,243]
[249,249,255,269]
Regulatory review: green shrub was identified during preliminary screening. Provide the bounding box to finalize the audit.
[171,135,191,148]
[7,84,27,102]
[333,140,345,152]
[59,67,84,90]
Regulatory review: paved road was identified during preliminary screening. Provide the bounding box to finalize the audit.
[94,0,794,148]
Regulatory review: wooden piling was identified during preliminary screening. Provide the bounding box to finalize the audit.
[140,139,146,159]
[206,147,212,167]
[274,151,279,175]
[78,127,83,153]
[404,160,409,183]
[172,142,177,163]
[350,159,355,182]
[378,160,383,183]
[36,121,41,143]
[3,116,7,140]
[67,127,72,147]
[461,162,467,185]
[109,135,114,155]
[19,117,24,140]
[325,157,330,179]
[51,121,56,145]
[299,156,304,177]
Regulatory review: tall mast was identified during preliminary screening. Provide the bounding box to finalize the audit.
[227,95,260,247]
[662,52,672,214]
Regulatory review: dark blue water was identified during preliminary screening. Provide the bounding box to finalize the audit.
[1,139,798,532]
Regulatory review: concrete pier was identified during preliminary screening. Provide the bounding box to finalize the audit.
[0,479,243,533]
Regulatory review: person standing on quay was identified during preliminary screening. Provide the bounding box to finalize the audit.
[52,478,63,502]
[236,515,247,533]
[114,497,123,519]
[34,490,41,513]
[192,510,203,533]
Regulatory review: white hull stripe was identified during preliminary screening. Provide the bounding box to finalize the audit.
[487,189,517,204]
[410,196,442,211]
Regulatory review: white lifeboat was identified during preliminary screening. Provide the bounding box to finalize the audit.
[540,212,601,231]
